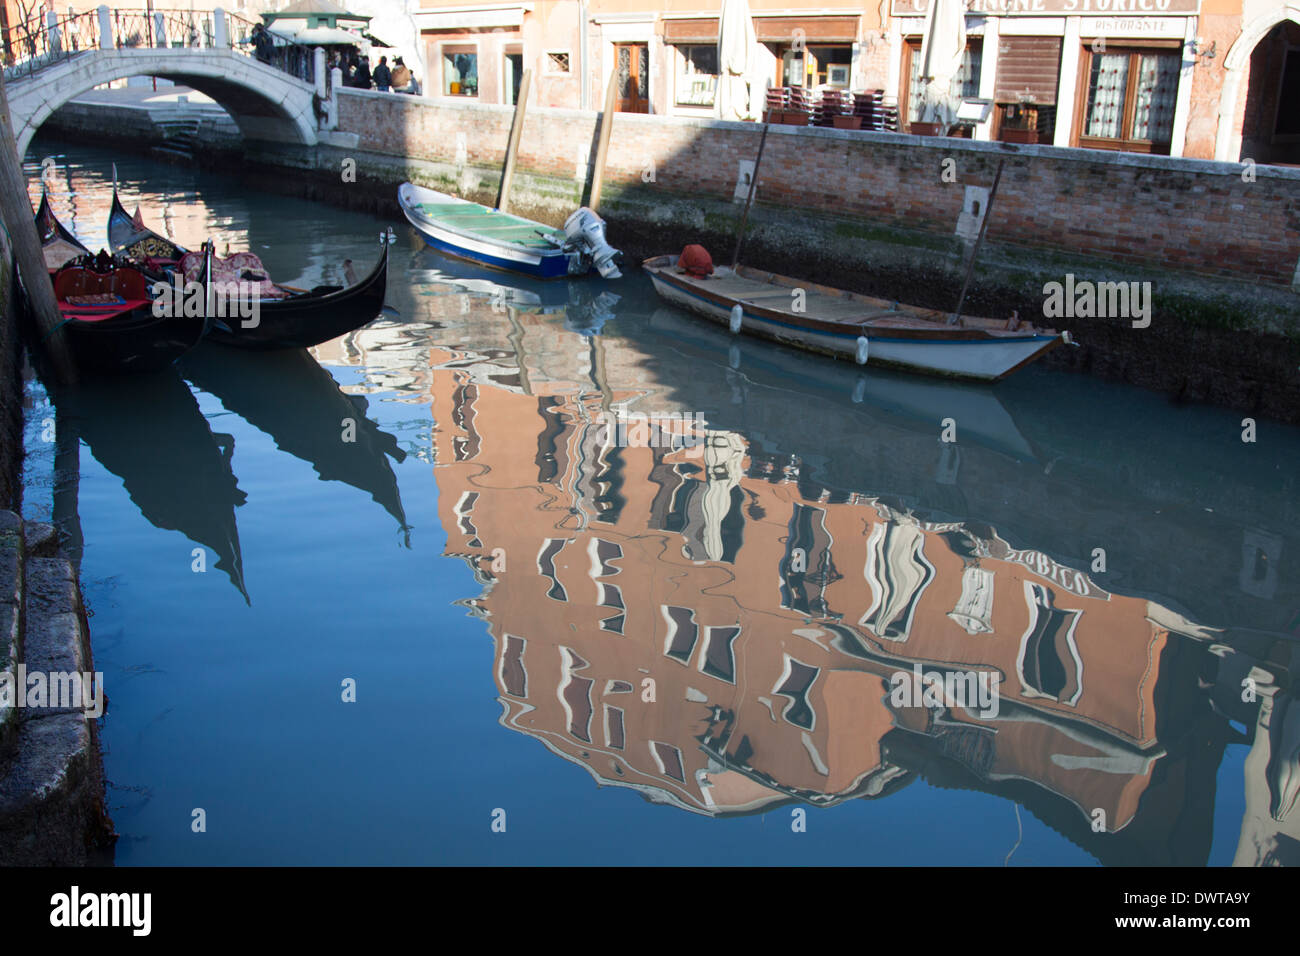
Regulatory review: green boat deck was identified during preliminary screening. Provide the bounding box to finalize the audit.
[416,201,562,248]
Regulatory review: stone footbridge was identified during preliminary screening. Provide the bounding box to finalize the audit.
[3,6,333,156]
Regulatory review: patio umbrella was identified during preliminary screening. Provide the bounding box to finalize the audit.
[716,0,758,122]
[917,0,967,130]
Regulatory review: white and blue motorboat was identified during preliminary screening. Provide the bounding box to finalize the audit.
[397,183,621,280]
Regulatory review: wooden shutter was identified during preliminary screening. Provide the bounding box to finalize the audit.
[995,36,1062,105]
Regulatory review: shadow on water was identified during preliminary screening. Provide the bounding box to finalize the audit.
[49,368,249,602]
[179,344,410,541]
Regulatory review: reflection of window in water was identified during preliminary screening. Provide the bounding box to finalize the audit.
[604,705,625,751]
[575,422,625,525]
[537,538,569,602]
[700,626,740,683]
[591,538,626,633]
[774,656,820,730]
[780,503,841,618]
[1017,582,1083,704]
[534,396,567,483]
[597,581,624,634]
[589,537,623,578]
[453,491,481,548]
[861,522,935,642]
[650,740,686,782]
[559,647,594,743]
[663,468,745,564]
[500,635,527,699]
[451,383,480,461]
[662,605,699,664]
[948,566,995,635]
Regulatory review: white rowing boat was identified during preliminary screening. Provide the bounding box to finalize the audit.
[644,254,1070,381]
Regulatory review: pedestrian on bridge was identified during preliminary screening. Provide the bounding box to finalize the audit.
[373,56,391,92]
[391,57,411,92]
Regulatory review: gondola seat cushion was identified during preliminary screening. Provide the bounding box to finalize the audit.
[179,251,288,299]
[54,266,148,301]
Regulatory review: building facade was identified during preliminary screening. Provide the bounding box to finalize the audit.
[413,0,1300,162]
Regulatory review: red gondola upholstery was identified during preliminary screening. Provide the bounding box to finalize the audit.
[53,268,102,300]
[54,265,148,301]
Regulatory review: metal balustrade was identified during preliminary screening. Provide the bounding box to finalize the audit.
[1,7,316,85]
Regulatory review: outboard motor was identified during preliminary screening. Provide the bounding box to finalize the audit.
[561,208,622,279]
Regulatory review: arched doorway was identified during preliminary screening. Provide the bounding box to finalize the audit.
[1216,8,1300,162]
[1240,21,1300,164]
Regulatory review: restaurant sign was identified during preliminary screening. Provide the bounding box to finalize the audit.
[892,0,1199,15]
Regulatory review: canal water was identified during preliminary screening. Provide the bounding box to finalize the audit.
[19,138,1300,866]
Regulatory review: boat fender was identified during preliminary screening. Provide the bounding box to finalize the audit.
[729,305,743,334]
[1062,330,1078,347]
[856,336,870,365]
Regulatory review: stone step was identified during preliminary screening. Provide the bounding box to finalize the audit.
[0,514,114,864]
[0,511,23,762]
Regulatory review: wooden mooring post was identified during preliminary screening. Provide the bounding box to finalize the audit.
[0,73,75,383]
[496,68,533,214]
[588,75,619,214]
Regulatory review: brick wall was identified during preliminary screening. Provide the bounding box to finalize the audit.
[336,89,1300,287]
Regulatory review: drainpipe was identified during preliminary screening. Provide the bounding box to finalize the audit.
[579,1,588,110]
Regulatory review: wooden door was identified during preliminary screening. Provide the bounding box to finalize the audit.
[615,43,649,113]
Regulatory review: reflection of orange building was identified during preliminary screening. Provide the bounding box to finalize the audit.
[429,315,1209,833]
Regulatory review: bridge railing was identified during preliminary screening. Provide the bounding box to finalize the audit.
[226,11,316,87]
[2,7,319,86]
[1,9,100,79]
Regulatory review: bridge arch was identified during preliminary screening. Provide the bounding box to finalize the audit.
[7,48,320,156]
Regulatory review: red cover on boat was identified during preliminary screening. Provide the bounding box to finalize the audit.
[678,244,714,278]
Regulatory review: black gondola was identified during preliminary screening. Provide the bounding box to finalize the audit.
[32,194,206,375]
[108,183,390,350]
[43,250,208,375]
[35,188,91,272]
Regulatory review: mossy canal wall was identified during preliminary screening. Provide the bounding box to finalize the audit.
[38,90,1300,422]
[0,197,114,866]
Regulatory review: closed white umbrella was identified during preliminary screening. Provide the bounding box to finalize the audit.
[716,0,758,122]
[917,0,967,130]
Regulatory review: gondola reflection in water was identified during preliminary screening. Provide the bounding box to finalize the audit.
[49,368,248,601]
[46,347,411,603]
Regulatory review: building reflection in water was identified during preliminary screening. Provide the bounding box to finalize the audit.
[397,303,1299,868]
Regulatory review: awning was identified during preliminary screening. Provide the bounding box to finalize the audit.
[362,32,391,48]
[754,15,858,43]
[663,18,719,43]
